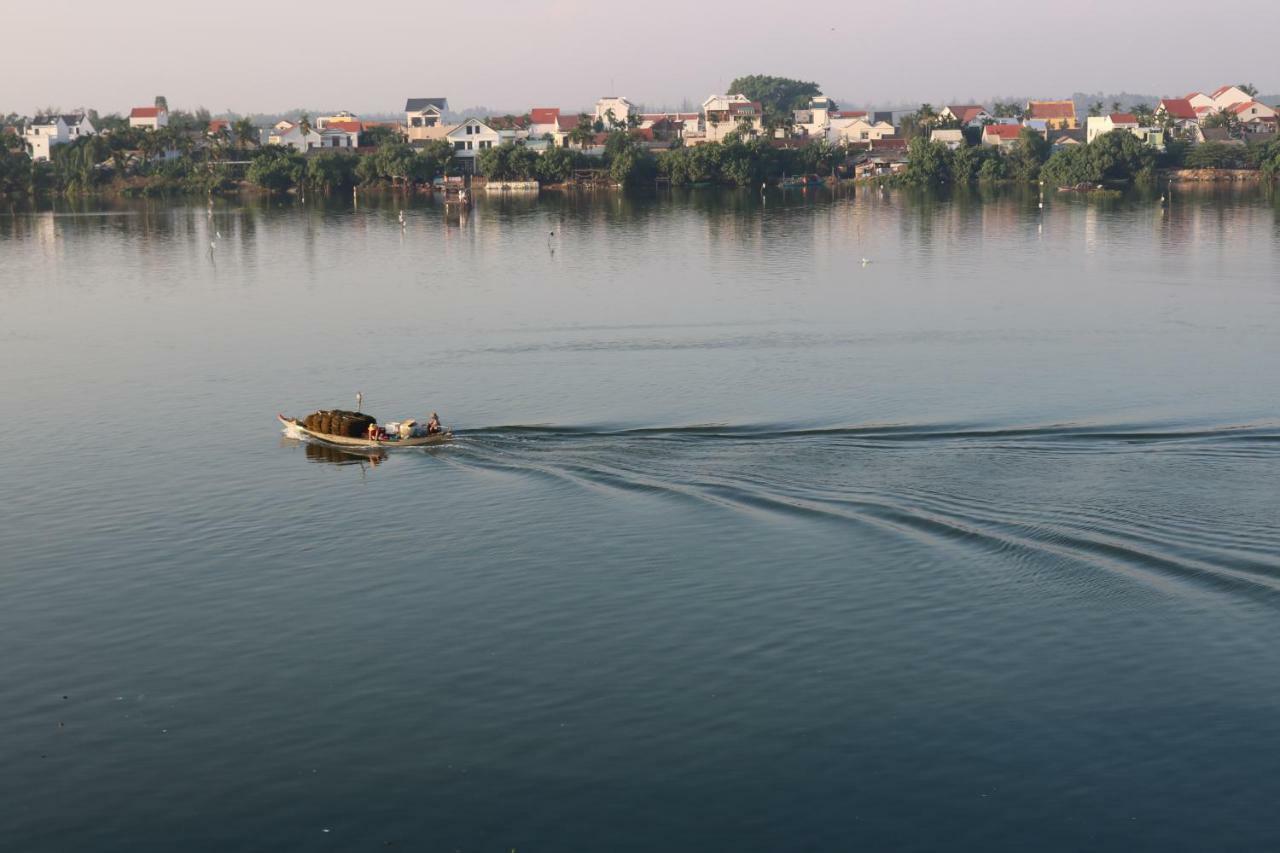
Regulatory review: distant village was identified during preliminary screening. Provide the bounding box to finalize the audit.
[4,81,1278,195]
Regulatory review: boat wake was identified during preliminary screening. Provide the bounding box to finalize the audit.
[443,419,1280,602]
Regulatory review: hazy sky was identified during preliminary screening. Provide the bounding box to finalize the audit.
[6,0,1278,116]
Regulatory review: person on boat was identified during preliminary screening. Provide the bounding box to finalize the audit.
[427,413,441,435]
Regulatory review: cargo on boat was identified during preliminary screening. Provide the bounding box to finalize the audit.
[279,410,452,448]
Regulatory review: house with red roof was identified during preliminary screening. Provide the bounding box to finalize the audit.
[1181,92,1214,111]
[981,123,1025,148]
[1210,85,1253,111]
[939,104,992,128]
[638,112,700,142]
[528,108,561,140]
[1156,98,1197,123]
[129,105,168,130]
[1228,100,1277,133]
[1086,112,1138,143]
[1026,100,1077,129]
[324,120,364,146]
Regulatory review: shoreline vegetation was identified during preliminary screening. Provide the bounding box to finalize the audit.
[3,129,1276,203]
[3,89,1278,201]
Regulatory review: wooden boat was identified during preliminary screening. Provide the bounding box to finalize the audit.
[279,414,453,448]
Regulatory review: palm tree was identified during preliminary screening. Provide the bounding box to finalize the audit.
[233,118,258,150]
[1088,101,1104,117]
[917,103,939,127]
[569,114,594,149]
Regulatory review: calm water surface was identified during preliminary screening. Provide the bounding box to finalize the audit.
[2,188,1279,851]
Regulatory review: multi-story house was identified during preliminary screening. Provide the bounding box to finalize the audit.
[700,94,764,143]
[446,118,500,172]
[23,113,96,161]
[405,98,449,142]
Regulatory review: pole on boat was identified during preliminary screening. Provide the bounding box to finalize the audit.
[356,391,363,412]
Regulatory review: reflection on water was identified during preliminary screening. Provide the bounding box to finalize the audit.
[297,438,387,467]
[1,187,1279,853]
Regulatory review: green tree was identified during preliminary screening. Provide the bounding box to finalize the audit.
[1184,142,1248,169]
[952,144,1003,183]
[1238,83,1259,97]
[1005,128,1051,182]
[993,101,1025,120]
[1040,145,1093,187]
[1088,129,1155,182]
[247,145,305,191]
[305,151,360,192]
[1202,109,1242,138]
[232,118,259,149]
[417,139,455,179]
[359,125,401,147]
[477,142,539,180]
[902,137,954,185]
[608,143,655,187]
[536,146,576,184]
[568,114,595,149]
[726,74,822,123]
[372,142,423,184]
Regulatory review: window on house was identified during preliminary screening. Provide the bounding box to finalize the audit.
[455,141,465,151]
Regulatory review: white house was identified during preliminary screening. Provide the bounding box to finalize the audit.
[1183,91,1216,112]
[24,113,97,161]
[528,107,562,139]
[939,105,992,127]
[405,97,449,142]
[930,128,966,150]
[831,117,895,146]
[793,96,838,136]
[129,106,168,130]
[316,127,356,149]
[1229,100,1277,133]
[64,113,95,140]
[593,96,635,128]
[270,124,321,152]
[700,94,764,143]
[1209,85,1253,111]
[446,118,500,172]
[24,115,68,161]
[1086,112,1139,143]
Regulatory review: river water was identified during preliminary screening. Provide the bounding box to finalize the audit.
[2,187,1279,851]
